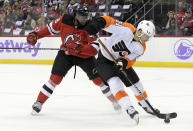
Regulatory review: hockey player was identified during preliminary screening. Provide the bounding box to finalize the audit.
[85,16,160,124]
[26,5,120,115]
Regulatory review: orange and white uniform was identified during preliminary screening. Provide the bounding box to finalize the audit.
[95,16,151,113]
[99,16,146,69]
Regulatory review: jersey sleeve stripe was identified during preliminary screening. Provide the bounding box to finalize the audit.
[90,42,99,46]
[90,43,99,51]
[122,23,136,33]
[47,22,60,35]
[101,16,136,33]
[141,43,146,54]
[101,16,116,28]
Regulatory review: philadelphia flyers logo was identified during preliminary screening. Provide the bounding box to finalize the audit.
[64,34,81,47]
[112,40,130,57]
[120,51,128,56]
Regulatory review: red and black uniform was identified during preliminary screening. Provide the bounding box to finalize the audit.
[28,14,104,104]
[36,14,98,58]
[28,5,118,114]
[33,14,98,78]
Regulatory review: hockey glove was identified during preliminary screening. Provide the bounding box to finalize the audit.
[116,58,128,71]
[27,32,38,46]
[84,17,105,35]
[84,23,99,36]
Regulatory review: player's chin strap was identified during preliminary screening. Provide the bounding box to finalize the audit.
[136,32,144,44]
[97,38,177,122]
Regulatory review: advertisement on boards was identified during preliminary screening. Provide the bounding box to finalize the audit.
[173,38,193,60]
[138,37,193,62]
[0,37,60,60]
[0,36,193,67]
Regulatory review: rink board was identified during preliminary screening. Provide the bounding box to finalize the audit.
[0,36,193,68]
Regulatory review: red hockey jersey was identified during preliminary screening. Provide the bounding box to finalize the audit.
[36,14,97,58]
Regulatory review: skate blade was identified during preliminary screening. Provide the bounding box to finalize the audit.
[112,102,122,114]
[115,108,122,114]
[133,114,139,125]
[31,110,39,116]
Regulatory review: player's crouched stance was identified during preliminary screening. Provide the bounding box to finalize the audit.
[27,5,121,115]
[90,16,160,124]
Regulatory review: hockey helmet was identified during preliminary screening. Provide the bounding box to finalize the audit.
[75,4,89,17]
[75,4,90,25]
[137,20,155,40]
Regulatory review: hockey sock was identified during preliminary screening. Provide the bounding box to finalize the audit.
[92,77,116,103]
[129,81,150,108]
[37,81,55,103]
[100,84,116,102]
[107,77,135,111]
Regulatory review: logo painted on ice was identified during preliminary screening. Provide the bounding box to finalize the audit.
[173,39,193,60]
[0,40,41,57]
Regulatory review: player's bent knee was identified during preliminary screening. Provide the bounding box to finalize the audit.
[50,74,63,85]
[92,77,104,87]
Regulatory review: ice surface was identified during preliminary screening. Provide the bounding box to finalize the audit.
[0,64,193,131]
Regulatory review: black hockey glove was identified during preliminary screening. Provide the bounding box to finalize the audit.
[84,22,100,36]
[84,17,106,35]
[115,58,128,71]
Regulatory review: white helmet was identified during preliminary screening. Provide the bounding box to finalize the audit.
[137,20,155,39]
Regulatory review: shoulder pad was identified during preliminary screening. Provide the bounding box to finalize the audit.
[62,14,74,26]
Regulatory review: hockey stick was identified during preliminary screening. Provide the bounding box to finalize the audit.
[97,39,177,122]
[0,47,61,50]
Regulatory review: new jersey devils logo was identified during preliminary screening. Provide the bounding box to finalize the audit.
[64,34,81,46]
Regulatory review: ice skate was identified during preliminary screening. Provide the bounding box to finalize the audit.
[31,101,42,115]
[129,111,139,124]
[112,101,121,113]
[126,106,139,125]
[138,102,160,116]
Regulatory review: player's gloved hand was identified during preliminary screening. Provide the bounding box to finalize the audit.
[27,32,38,46]
[115,58,128,71]
[84,16,106,35]
[89,32,99,39]
[84,21,101,36]
[65,42,81,55]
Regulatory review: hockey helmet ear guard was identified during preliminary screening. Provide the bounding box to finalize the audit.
[137,20,155,40]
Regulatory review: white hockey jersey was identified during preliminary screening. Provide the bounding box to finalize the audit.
[98,16,146,69]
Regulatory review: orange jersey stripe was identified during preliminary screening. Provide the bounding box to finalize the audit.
[122,57,136,69]
[101,16,116,28]
[141,43,146,55]
[122,22,136,33]
[101,16,136,32]
[115,90,128,101]
[135,91,148,101]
